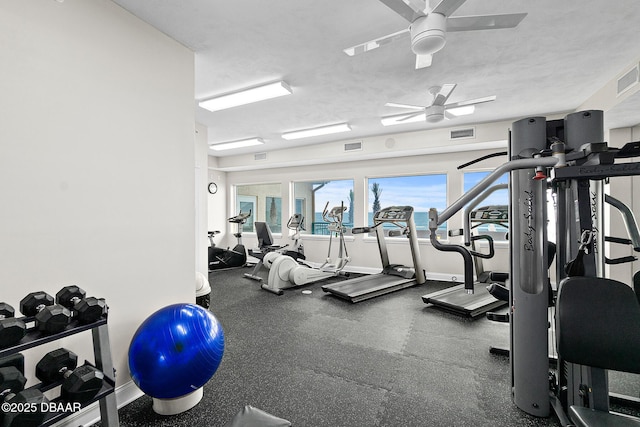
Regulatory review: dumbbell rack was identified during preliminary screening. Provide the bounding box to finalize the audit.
[0,315,119,426]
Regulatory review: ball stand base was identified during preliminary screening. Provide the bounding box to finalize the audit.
[152,387,203,415]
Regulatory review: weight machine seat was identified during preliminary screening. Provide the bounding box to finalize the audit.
[556,276,640,427]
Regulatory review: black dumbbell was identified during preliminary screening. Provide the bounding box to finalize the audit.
[19,292,71,334]
[0,303,26,349]
[36,348,105,403]
[55,285,107,324]
[0,366,48,427]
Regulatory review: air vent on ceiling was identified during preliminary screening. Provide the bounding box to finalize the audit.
[344,141,362,152]
[254,152,267,161]
[617,63,639,96]
[450,127,475,140]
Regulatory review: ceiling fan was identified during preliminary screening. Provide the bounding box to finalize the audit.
[384,84,495,123]
[344,0,527,69]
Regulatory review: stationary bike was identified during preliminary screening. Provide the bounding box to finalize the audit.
[208,210,251,271]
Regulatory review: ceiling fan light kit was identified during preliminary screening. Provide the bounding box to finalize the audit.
[410,13,446,55]
[425,104,445,122]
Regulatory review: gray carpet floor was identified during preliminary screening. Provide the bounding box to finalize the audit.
[112,265,640,426]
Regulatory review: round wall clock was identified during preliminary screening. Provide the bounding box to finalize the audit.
[208,182,218,194]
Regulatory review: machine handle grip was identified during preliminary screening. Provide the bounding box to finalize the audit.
[605,256,638,265]
[352,227,373,234]
[487,283,509,302]
[469,235,495,259]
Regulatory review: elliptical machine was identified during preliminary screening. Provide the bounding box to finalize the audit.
[261,202,350,295]
[208,210,251,271]
[283,213,305,260]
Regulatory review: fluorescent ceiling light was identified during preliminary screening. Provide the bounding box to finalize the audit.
[446,105,475,116]
[199,81,292,112]
[381,113,425,126]
[282,123,352,140]
[209,138,264,151]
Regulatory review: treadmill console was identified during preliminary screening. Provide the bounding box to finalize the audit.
[375,206,413,222]
[470,205,508,222]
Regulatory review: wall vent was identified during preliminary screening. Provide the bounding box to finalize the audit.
[344,141,362,152]
[254,152,267,161]
[617,63,639,96]
[450,127,475,140]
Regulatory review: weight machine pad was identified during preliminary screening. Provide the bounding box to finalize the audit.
[556,276,640,374]
[223,405,291,427]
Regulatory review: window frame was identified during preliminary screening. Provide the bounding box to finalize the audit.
[365,172,449,241]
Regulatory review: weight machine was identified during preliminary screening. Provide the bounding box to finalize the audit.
[509,111,640,425]
[426,109,640,425]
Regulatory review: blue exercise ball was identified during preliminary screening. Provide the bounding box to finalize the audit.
[128,303,225,399]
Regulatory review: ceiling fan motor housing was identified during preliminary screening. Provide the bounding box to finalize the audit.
[425,104,445,123]
[410,13,446,55]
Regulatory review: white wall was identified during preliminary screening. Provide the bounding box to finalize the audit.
[195,123,209,275]
[207,157,229,243]
[0,0,195,417]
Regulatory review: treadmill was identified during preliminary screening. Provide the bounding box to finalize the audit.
[322,205,426,303]
[422,185,509,318]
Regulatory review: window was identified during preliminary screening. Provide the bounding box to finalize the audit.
[367,174,447,239]
[236,183,282,233]
[462,171,509,241]
[293,179,354,235]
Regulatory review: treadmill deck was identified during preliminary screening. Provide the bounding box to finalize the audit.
[322,273,417,303]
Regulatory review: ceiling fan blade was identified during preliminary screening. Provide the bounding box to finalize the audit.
[379,0,427,22]
[446,13,528,32]
[343,28,409,56]
[430,0,467,17]
[444,110,456,120]
[397,111,426,122]
[385,102,426,110]
[415,53,432,69]
[445,95,496,108]
[431,83,457,106]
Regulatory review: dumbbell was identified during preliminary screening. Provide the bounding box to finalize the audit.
[55,285,107,324]
[0,303,26,349]
[36,348,104,403]
[0,366,48,427]
[19,292,71,334]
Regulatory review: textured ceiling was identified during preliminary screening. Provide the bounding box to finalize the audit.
[112,0,640,157]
